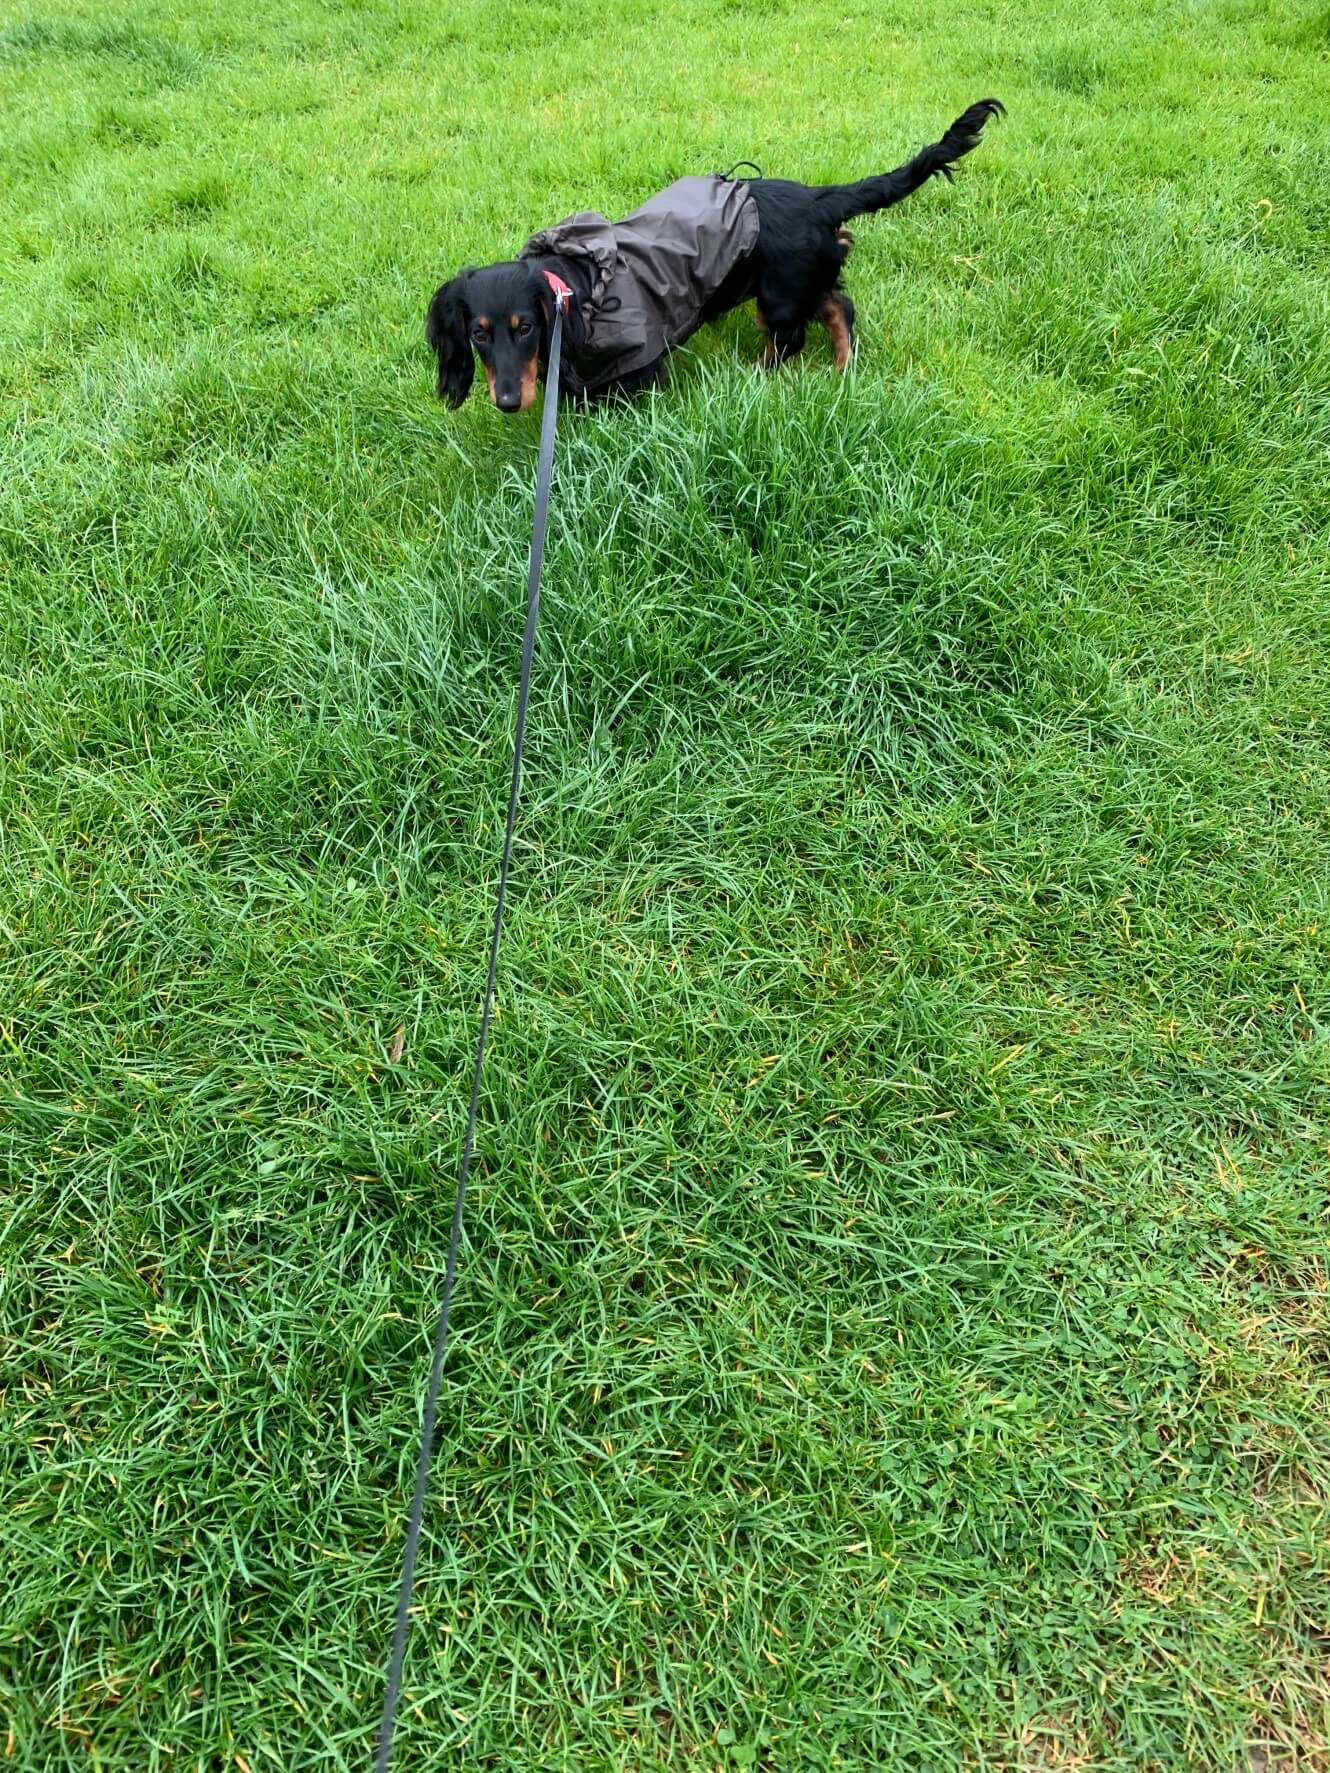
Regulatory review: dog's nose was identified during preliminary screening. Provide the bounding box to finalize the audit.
[495,391,521,413]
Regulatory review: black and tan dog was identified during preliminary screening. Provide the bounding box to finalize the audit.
[427,98,1003,413]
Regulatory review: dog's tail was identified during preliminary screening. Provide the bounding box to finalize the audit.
[816,98,1004,225]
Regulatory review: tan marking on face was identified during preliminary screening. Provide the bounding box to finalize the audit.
[510,313,522,332]
[518,356,539,411]
[820,294,853,371]
[483,362,498,403]
[475,315,492,332]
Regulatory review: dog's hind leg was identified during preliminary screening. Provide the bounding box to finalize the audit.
[758,323,807,368]
[754,289,808,369]
[818,290,856,370]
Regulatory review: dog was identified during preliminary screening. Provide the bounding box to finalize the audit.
[426,98,1003,414]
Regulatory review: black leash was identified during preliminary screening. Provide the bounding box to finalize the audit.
[375,286,568,1773]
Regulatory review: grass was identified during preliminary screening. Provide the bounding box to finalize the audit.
[2,0,1329,1765]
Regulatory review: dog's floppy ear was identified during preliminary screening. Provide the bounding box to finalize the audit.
[425,273,473,408]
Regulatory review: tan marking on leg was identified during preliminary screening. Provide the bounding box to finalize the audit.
[820,294,853,371]
[755,304,777,365]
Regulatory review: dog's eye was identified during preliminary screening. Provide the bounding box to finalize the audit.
[471,327,489,345]
[518,321,533,338]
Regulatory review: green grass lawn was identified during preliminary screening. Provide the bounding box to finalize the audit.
[3,0,1329,1765]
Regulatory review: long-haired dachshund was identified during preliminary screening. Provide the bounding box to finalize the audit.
[427,98,1003,414]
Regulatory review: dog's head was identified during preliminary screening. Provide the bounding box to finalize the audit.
[425,262,557,413]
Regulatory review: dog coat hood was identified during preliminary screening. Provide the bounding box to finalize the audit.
[520,174,758,394]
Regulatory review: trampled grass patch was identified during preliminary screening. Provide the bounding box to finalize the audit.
[2,0,1328,1767]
